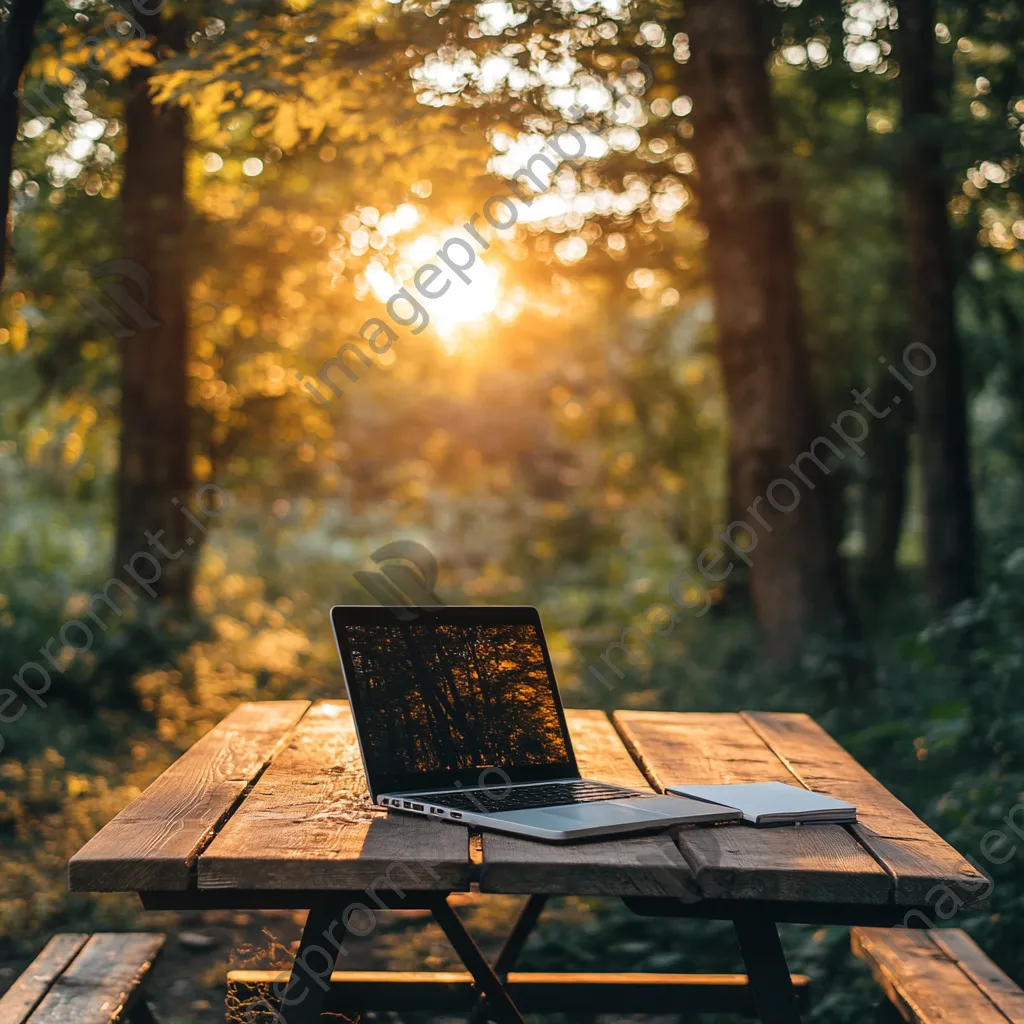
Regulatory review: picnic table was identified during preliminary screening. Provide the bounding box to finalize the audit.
[68,702,987,1024]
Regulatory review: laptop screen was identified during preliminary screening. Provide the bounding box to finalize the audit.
[331,606,577,798]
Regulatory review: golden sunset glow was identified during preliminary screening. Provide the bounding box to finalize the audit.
[363,233,505,352]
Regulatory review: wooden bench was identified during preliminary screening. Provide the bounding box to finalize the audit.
[0,933,164,1024]
[852,927,1024,1023]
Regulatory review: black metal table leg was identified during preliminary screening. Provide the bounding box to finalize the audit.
[275,903,344,1024]
[128,1000,161,1024]
[494,893,548,975]
[468,894,548,1024]
[733,914,804,1024]
[428,895,527,1024]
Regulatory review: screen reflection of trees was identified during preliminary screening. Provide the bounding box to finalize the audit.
[346,622,570,777]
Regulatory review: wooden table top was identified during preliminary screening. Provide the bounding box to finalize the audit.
[68,702,986,909]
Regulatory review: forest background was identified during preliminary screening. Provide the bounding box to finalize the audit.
[2,0,1024,1020]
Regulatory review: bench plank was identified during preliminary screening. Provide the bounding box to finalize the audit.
[852,927,1013,1024]
[27,933,164,1024]
[199,701,470,891]
[69,701,311,891]
[930,930,1024,1023]
[0,934,88,1024]
[614,711,892,904]
[478,710,699,897]
[744,712,988,906]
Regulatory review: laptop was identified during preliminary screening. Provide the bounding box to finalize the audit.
[330,605,741,842]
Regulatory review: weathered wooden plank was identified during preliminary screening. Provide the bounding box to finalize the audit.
[672,817,894,903]
[930,930,1024,1023]
[0,934,88,1024]
[69,701,311,892]
[614,711,892,904]
[743,712,988,906]
[617,711,797,787]
[478,709,699,897]
[27,933,164,1024]
[852,927,1012,1024]
[199,701,470,891]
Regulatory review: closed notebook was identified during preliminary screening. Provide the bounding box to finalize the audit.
[664,781,857,826]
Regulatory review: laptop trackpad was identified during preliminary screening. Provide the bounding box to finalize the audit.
[488,798,663,829]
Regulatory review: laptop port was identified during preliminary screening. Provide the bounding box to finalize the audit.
[412,803,424,811]
[381,798,389,805]
[432,807,444,814]
[450,812,463,819]
[403,800,412,809]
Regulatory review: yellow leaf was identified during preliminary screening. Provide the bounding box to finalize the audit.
[271,105,300,150]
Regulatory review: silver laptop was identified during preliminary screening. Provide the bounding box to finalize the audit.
[330,605,740,842]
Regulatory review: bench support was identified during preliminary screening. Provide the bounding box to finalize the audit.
[229,969,813,1019]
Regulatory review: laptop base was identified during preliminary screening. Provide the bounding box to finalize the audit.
[380,784,741,842]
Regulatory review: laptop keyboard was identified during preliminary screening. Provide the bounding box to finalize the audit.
[405,780,647,815]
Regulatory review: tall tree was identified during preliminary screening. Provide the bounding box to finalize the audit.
[680,0,855,659]
[898,0,976,610]
[0,0,46,291]
[116,9,194,605]
[860,347,913,598]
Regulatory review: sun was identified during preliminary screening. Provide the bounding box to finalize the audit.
[429,261,502,353]
[365,234,504,354]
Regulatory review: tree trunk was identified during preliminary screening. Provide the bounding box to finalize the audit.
[0,0,46,292]
[115,12,194,606]
[859,360,912,598]
[681,0,855,660]
[710,445,751,616]
[898,0,976,610]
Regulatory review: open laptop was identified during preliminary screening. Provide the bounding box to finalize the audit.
[330,605,740,842]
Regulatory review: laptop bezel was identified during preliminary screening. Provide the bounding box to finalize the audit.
[330,604,580,802]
